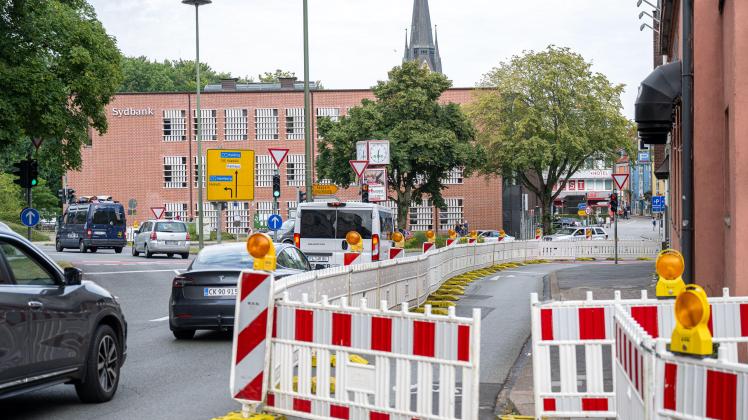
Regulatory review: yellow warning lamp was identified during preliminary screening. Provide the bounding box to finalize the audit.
[499,229,506,239]
[346,230,363,253]
[425,230,436,244]
[469,230,478,239]
[391,231,405,248]
[133,220,140,229]
[670,284,713,357]
[247,233,276,272]
[448,229,457,240]
[655,249,687,298]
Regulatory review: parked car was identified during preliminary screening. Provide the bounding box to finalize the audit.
[0,222,127,402]
[56,201,127,253]
[277,219,295,244]
[477,230,516,242]
[132,220,190,259]
[543,226,608,241]
[169,242,311,339]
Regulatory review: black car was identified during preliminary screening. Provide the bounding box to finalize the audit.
[169,242,311,339]
[0,223,127,402]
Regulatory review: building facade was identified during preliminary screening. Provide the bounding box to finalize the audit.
[66,84,502,234]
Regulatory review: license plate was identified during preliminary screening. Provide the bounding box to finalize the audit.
[166,240,179,245]
[203,287,237,297]
[308,255,329,262]
[94,231,106,236]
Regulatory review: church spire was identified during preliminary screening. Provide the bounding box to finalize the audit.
[403,28,410,61]
[402,0,442,73]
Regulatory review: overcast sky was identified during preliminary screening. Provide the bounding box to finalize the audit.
[89,0,656,119]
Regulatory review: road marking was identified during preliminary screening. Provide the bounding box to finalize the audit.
[489,274,516,281]
[84,269,180,275]
[149,316,169,322]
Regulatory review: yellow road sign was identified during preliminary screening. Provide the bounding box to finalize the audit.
[313,184,339,195]
[206,149,255,201]
[577,210,587,217]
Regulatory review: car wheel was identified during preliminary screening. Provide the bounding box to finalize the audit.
[144,244,152,258]
[74,324,120,403]
[90,247,97,253]
[114,247,123,254]
[167,253,174,258]
[172,329,196,340]
[180,253,189,259]
[79,241,87,253]
[55,240,63,252]
[131,245,139,257]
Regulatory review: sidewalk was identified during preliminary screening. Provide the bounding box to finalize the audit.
[502,261,656,417]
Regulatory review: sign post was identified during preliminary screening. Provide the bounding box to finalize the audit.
[268,148,289,243]
[612,173,629,264]
[151,207,166,220]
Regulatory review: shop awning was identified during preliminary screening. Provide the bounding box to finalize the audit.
[655,155,670,180]
[635,61,682,144]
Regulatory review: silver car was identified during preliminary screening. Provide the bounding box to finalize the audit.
[132,220,190,258]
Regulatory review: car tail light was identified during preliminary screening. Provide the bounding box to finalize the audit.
[172,276,192,288]
[86,228,92,238]
[150,231,157,241]
[186,232,191,241]
[294,233,300,248]
[372,234,380,261]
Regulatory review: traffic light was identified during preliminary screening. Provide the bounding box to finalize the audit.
[67,188,76,204]
[272,174,281,198]
[297,190,307,203]
[28,160,38,187]
[11,160,30,188]
[609,192,618,212]
[361,183,369,203]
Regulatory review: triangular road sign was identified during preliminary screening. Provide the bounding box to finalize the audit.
[268,148,289,167]
[349,160,368,178]
[151,207,166,219]
[612,173,629,190]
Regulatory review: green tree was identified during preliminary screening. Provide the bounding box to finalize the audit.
[0,0,123,171]
[468,46,632,232]
[316,62,480,228]
[119,57,243,92]
[258,69,296,83]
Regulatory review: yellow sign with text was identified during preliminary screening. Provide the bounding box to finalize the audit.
[312,184,339,196]
[206,149,255,201]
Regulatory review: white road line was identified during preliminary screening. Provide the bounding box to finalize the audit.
[84,269,179,275]
[149,316,170,322]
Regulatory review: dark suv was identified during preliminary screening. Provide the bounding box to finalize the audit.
[0,223,127,402]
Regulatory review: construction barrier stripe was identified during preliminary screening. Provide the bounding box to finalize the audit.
[630,306,659,338]
[706,370,737,420]
[457,325,470,362]
[236,309,269,364]
[663,363,677,411]
[332,313,352,346]
[581,398,608,411]
[413,321,435,357]
[742,304,748,336]
[344,253,360,266]
[578,307,606,340]
[233,372,263,402]
[540,309,554,341]
[371,317,392,352]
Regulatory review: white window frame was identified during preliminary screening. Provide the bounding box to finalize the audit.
[163,109,187,142]
[193,109,217,141]
[255,155,273,187]
[193,156,206,188]
[165,203,188,221]
[409,199,433,231]
[443,167,464,185]
[286,154,305,187]
[316,107,340,122]
[439,198,463,231]
[287,201,298,220]
[255,108,279,140]
[195,202,218,233]
[383,200,399,228]
[255,202,274,228]
[285,108,304,140]
[225,202,252,235]
[164,156,188,189]
[224,108,248,141]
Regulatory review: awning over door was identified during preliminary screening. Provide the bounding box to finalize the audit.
[635,61,682,144]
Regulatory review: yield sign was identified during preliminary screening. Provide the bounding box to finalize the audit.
[612,173,629,190]
[349,160,368,178]
[268,148,289,167]
[151,207,166,219]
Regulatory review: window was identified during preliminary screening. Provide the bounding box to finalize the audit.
[255,155,273,187]
[287,201,298,220]
[443,167,464,185]
[194,202,218,232]
[298,209,372,239]
[163,109,187,142]
[578,180,586,191]
[164,156,188,188]
[193,109,217,140]
[409,199,433,231]
[225,108,248,141]
[165,203,188,221]
[285,108,304,140]
[255,108,279,140]
[286,155,305,187]
[155,221,187,232]
[379,211,394,236]
[383,200,399,228]
[193,156,206,188]
[0,240,56,286]
[255,202,274,227]
[91,205,125,226]
[605,180,613,190]
[278,248,309,271]
[439,198,463,231]
[225,202,251,235]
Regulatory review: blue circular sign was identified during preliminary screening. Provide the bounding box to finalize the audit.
[267,214,283,231]
[20,207,40,227]
[577,203,587,210]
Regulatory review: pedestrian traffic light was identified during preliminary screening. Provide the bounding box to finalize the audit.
[610,192,618,212]
[272,174,281,198]
[361,183,369,203]
[298,190,307,203]
[670,284,714,357]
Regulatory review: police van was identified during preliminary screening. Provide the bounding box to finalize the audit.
[293,202,395,269]
[56,197,127,253]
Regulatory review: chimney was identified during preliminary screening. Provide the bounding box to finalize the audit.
[220,78,238,91]
[278,76,297,90]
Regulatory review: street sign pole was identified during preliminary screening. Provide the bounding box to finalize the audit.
[27,187,32,240]
[614,187,619,264]
[273,169,279,243]
[216,202,222,244]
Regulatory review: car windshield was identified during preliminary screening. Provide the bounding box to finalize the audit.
[156,221,186,232]
[191,245,253,270]
[91,205,125,226]
[556,228,576,235]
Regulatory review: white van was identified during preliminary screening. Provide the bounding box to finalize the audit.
[293,202,395,269]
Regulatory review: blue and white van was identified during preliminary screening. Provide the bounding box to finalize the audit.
[56,200,127,253]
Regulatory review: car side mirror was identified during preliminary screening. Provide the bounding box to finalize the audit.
[64,267,82,286]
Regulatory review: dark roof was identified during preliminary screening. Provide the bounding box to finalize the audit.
[402,0,442,73]
[204,81,319,92]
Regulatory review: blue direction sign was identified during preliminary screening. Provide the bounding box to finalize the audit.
[20,207,40,227]
[652,196,665,212]
[577,203,587,210]
[267,214,283,231]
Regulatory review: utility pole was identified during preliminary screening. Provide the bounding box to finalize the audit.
[302,0,313,203]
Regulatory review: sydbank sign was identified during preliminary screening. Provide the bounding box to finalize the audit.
[111,107,155,117]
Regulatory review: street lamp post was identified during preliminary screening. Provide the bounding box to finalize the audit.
[183,0,211,249]
[303,0,313,202]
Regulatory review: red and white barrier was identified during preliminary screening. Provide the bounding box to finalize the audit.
[344,252,362,266]
[388,248,404,259]
[230,270,276,407]
[423,242,435,253]
[266,293,481,420]
[446,238,457,246]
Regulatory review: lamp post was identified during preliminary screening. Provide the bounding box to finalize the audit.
[183,0,211,249]
[303,0,313,202]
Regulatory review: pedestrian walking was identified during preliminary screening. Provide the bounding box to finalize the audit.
[652,217,656,231]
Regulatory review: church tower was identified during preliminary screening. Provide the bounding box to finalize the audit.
[402,0,442,73]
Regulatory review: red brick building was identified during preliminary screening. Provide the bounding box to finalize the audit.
[66,81,502,234]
